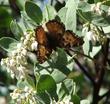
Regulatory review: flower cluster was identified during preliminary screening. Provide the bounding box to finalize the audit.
[82,23,107,45]
[1,30,38,79]
[21,30,38,51]
[91,2,102,15]
[10,86,36,104]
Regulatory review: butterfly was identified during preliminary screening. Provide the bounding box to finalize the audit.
[35,19,83,63]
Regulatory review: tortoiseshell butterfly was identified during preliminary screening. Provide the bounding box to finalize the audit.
[35,19,83,63]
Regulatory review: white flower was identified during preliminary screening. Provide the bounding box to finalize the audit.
[20,37,24,41]
[10,59,16,66]
[31,41,38,51]
[86,31,93,41]
[91,2,102,15]
[11,50,17,56]
[10,71,15,78]
[10,87,36,104]
[23,39,28,45]
[21,49,27,56]
[26,34,31,40]
[86,31,98,42]
[1,30,37,79]
[31,37,36,41]
[17,43,22,49]
[24,32,28,36]
[24,86,29,92]
[1,59,4,66]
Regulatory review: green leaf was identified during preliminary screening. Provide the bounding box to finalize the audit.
[21,11,37,29]
[71,94,80,104]
[78,10,110,26]
[57,79,75,100]
[37,74,58,101]
[92,15,110,27]
[37,92,51,104]
[51,69,66,83]
[58,7,68,24]
[0,7,12,29]
[65,0,77,32]
[90,46,101,57]
[51,48,70,75]
[56,48,68,66]
[43,5,56,22]
[25,74,36,89]
[80,100,90,104]
[16,0,26,10]
[25,1,43,24]
[63,79,74,94]
[10,20,23,40]
[103,26,110,33]
[17,80,29,89]
[103,0,110,6]
[37,74,56,93]
[77,10,92,22]
[57,83,66,100]
[78,2,91,12]
[0,37,18,52]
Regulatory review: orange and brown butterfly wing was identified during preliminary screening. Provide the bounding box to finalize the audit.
[37,45,52,63]
[35,26,52,63]
[46,20,65,41]
[35,26,48,45]
[60,30,84,48]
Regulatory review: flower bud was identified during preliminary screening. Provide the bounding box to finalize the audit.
[31,41,38,51]
[86,31,99,45]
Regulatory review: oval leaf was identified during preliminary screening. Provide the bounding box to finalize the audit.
[37,74,56,93]
[65,0,77,32]
[10,20,23,40]
[25,1,43,24]
[58,7,68,24]
[43,5,56,22]
[0,37,18,52]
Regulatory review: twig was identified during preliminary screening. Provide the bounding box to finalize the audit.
[69,48,93,60]
[73,57,95,85]
[9,0,21,18]
[92,38,109,104]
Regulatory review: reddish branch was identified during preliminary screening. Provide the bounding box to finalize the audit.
[73,57,95,85]
[92,38,109,104]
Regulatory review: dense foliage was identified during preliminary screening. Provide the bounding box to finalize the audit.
[0,0,110,104]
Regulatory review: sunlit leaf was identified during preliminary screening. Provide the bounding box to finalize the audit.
[65,0,77,31]
[90,45,101,57]
[43,5,56,22]
[80,100,90,104]
[58,7,68,23]
[25,74,36,89]
[10,20,23,40]
[0,37,18,52]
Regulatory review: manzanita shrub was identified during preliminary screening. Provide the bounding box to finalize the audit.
[0,0,110,104]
